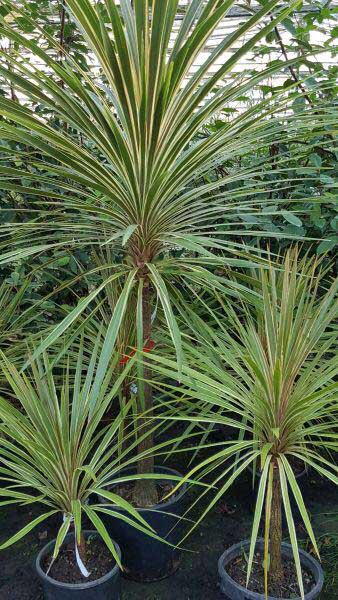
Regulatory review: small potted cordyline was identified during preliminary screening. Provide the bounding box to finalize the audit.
[0,339,165,600]
[148,250,337,599]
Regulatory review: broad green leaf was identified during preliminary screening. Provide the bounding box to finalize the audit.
[282,211,303,227]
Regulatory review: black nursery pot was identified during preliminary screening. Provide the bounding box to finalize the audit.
[36,531,121,600]
[98,466,188,582]
[218,539,324,600]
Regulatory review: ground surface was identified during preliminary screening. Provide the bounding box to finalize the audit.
[0,455,337,599]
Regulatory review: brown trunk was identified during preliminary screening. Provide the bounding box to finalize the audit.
[77,531,87,565]
[269,465,284,593]
[120,377,131,454]
[132,278,158,507]
[270,18,313,107]
[59,0,66,57]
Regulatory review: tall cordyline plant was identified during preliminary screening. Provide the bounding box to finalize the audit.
[0,0,336,504]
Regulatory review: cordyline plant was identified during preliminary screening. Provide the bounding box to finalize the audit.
[0,0,337,505]
[0,338,187,573]
[146,249,338,598]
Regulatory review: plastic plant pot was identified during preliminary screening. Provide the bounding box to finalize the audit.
[98,466,188,582]
[218,539,324,600]
[36,530,121,600]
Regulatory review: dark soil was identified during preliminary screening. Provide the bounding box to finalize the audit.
[228,551,315,597]
[110,479,177,507]
[42,535,115,584]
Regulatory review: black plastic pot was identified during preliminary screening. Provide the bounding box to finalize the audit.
[218,539,323,600]
[36,530,121,600]
[98,466,188,582]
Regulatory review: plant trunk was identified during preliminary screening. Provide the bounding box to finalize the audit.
[132,279,158,507]
[77,531,87,565]
[120,378,130,454]
[59,0,66,55]
[269,465,284,593]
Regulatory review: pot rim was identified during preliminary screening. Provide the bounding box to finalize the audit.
[36,530,120,590]
[98,465,188,512]
[218,538,324,600]
[248,463,307,481]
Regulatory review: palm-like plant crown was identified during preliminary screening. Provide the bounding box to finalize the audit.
[0,0,336,365]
